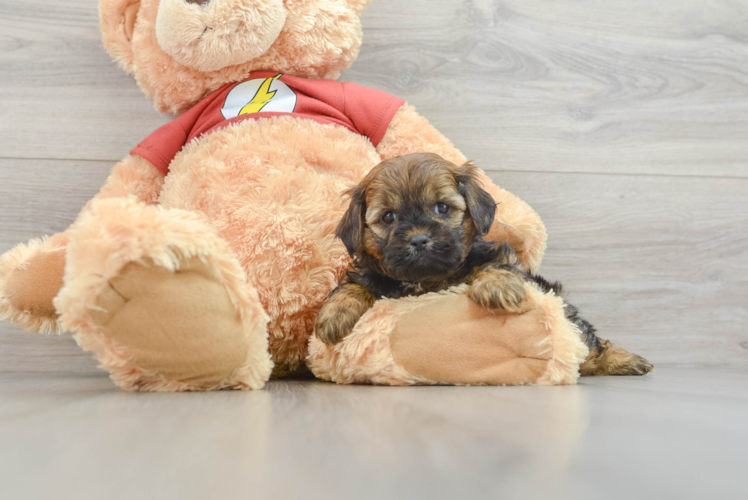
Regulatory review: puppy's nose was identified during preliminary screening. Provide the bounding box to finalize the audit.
[410,234,431,251]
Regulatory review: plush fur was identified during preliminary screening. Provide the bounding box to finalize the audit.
[161,116,381,375]
[101,0,372,113]
[0,0,558,390]
[57,196,273,391]
[155,0,288,72]
[0,235,68,333]
[308,282,590,386]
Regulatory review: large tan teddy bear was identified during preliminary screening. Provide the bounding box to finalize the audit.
[0,0,640,391]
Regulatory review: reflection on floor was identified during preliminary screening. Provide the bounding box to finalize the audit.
[1,367,746,499]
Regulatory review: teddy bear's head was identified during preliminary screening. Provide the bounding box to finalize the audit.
[101,0,371,113]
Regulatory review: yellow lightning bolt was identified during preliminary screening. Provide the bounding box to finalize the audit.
[239,74,283,115]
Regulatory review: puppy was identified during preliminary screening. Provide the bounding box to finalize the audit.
[315,153,653,376]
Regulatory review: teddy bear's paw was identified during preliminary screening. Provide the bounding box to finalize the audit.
[85,255,269,390]
[54,196,272,391]
[1,237,67,333]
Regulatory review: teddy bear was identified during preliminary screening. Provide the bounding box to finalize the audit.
[0,0,648,391]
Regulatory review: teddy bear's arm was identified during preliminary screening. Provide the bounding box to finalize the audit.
[377,104,547,272]
[84,154,165,208]
[0,155,164,333]
[376,104,468,165]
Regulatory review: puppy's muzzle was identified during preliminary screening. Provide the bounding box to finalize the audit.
[409,234,431,251]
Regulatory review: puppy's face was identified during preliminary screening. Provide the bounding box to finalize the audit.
[337,153,497,282]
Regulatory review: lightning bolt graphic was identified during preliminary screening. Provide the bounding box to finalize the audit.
[239,73,283,115]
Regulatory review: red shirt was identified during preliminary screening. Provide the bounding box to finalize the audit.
[131,72,405,175]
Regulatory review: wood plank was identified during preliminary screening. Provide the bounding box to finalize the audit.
[1,0,747,177]
[1,159,746,372]
[0,0,171,161]
[350,0,748,177]
[1,369,747,499]
[0,159,113,250]
[0,158,112,372]
[486,169,748,368]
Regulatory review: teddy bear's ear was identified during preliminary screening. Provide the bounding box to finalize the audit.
[99,0,142,74]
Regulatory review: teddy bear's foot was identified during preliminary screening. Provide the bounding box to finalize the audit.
[308,283,590,386]
[56,196,273,391]
[88,256,261,389]
[0,234,68,333]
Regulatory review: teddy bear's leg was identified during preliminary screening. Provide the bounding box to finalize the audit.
[377,104,547,272]
[55,196,273,391]
[0,234,68,333]
[0,155,163,334]
[308,284,590,386]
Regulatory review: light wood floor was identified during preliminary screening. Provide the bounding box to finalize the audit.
[2,367,748,499]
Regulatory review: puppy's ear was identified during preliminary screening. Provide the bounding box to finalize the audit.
[454,161,497,236]
[336,185,367,258]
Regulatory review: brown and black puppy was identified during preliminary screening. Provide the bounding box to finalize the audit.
[315,152,653,376]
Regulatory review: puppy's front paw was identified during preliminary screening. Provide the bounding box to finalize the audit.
[468,269,527,312]
[314,305,360,345]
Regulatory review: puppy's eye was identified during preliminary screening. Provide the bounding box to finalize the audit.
[434,202,450,215]
[381,211,397,224]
